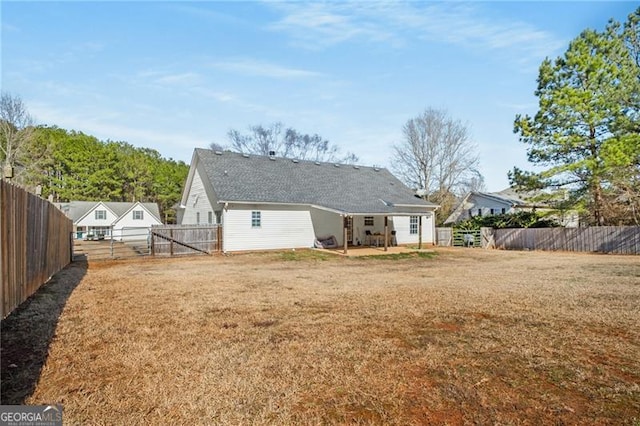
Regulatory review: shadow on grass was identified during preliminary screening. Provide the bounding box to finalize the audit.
[1,259,88,404]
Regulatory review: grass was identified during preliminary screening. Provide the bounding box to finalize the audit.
[279,249,331,261]
[358,250,437,260]
[2,248,639,425]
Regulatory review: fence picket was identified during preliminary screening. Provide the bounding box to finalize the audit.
[1,180,73,318]
[492,226,640,255]
[151,224,221,256]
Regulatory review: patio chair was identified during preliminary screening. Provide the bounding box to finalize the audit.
[391,230,397,246]
[365,230,372,246]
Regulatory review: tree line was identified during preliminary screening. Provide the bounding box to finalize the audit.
[0,96,188,223]
[512,8,640,226]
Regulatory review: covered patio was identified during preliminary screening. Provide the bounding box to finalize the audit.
[319,245,435,257]
[335,211,435,255]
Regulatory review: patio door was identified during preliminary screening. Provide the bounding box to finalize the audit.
[345,216,353,245]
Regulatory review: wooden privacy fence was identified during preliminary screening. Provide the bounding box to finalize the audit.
[1,180,73,318]
[151,224,222,256]
[436,227,452,246]
[484,226,640,254]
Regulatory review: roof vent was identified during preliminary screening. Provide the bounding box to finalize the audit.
[242,153,249,158]
[373,167,380,172]
[214,151,223,155]
[334,164,340,168]
[353,165,360,169]
[292,159,299,163]
[314,161,321,166]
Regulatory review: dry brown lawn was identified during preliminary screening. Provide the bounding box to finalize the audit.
[2,248,639,425]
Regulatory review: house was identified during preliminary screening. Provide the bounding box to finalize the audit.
[55,201,162,240]
[177,149,439,252]
[444,188,579,227]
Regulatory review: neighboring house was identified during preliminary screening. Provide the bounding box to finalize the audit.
[55,201,162,240]
[177,149,439,252]
[445,188,579,227]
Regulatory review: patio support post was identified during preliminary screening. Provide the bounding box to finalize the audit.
[343,216,348,255]
[418,215,423,249]
[384,216,388,252]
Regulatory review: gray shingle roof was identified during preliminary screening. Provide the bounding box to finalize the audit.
[55,201,161,222]
[195,149,437,214]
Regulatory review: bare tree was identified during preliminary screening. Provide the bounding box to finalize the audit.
[209,141,225,152]
[391,108,484,221]
[1,93,35,177]
[0,93,51,189]
[219,122,358,164]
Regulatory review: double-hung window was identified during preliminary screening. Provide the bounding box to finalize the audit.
[95,210,106,220]
[409,216,419,235]
[251,211,261,228]
[133,210,143,220]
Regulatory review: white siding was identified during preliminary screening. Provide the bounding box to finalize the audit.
[460,194,513,221]
[181,168,216,224]
[76,205,118,228]
[223,205,315,252]
[112,204,162,240]
[310,208,344,244]
[393,215,434,245]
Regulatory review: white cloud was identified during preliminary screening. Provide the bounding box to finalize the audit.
[209,58,324,79]
[29,102,202,162]
[268,2,400,49]
[267,2,564,63]
[153,72,201,85]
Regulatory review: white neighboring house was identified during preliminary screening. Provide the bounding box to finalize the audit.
[445,189,579,227]
[177,149,439,252]
[55,201,162,240]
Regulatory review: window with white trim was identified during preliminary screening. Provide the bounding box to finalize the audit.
[364,216,374,226]
[208,211,213,224]
[95,210,107,220]
[196,212,200,224]
[251,211,261,228]
[133,210,143,220]
[409,216,419,235]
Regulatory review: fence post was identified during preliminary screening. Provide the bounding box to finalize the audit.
[70,232,74,261]
[170,228,174,256]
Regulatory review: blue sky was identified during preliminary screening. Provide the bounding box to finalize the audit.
[2,1,636,191]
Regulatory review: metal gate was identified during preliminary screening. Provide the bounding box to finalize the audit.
[73,226,152,260]
[453,229,481,247]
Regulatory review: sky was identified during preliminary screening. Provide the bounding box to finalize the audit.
[1,1,637,191]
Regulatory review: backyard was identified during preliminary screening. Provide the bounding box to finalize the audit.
[1,248,639,424]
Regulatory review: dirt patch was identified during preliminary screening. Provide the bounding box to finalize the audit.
[3,248,639,424]
[1,261,87,404]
